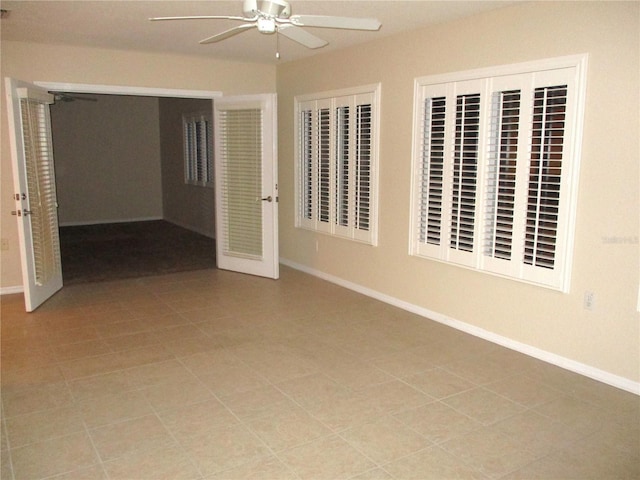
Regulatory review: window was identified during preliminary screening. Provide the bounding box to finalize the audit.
[183,111,213,187]
[295,84,380,245]
[410,55,587,291]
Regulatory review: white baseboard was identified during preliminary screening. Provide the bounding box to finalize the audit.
[0,285,24,295]
[58,216,163,227]
[280,258,640,396]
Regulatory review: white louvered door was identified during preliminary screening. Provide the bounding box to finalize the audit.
[213,94,279,279]
[5,78,63,311]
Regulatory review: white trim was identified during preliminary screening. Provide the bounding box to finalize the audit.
[295,83,382,104]
[34,82,222,99]
[1,286,24,295]
[280,257,640,396]
[414,54,589,87]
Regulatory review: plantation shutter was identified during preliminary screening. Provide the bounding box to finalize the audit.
[411,58,584,290]
[414,84,449,259]
[202,115,213,184]
[353,96,373,241]
[18,89,61,286]
[217,107,263,258]
[525,84,567,270]
[335,102,350,231]
[184,120,195,181]
[450,92,481,255]
[295,87,379,245]
[481,73,533,279]
[300,107,314,222]
[318,105,332,227]
[484,89,521,261]
[183,112,213,186]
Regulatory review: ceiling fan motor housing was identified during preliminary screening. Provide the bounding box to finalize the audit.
[257,17,277,33]
[255,0,291,18]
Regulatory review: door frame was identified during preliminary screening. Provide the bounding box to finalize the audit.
[214,93,279,279]
[11,81,223,297]
[35,82,222,101]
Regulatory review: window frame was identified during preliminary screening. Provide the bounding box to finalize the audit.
[294,83,381,245]
[183,110,214,188]
[409,55,588,292]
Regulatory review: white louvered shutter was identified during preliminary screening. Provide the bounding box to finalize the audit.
[450,90,482,259]
[184,112,213,186]
[481,73,532,279]
[413,83,449,259]
[353,95,374,242]
[295,87,379,245]
[411,57,585,291]
[317,103,332,231]
[335,101,350,233]
[300,106,314,224]
[525,84,567,270]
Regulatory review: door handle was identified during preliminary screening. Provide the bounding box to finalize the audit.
[23,209,33,216]
[261,196,272,202]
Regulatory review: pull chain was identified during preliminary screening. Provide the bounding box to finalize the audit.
[276,28,280,60]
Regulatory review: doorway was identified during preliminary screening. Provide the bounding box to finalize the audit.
[8,80,278,310]
[48,90,217,284]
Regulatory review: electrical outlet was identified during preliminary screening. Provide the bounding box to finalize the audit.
[0,238,8,251]
[584,291,595,311]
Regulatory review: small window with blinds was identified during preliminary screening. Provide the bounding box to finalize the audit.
[295,84,380,245]
[410,55,587,291]
[183,111,214,187]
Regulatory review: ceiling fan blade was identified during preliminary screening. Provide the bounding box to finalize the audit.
[199,24,256,44]
[149,15,249,22]
[278,24,327,49]
[289,15,381,31]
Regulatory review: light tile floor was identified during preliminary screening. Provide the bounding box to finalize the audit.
[1,267,638,479]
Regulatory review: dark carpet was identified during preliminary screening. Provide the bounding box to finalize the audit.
[60,220,216,285]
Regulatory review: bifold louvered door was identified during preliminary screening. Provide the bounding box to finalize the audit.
[5,78,63,311]
[214,94,279,279]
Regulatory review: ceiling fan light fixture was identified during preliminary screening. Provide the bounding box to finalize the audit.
[257,17,276,34]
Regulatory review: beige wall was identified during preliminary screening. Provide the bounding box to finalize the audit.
[1,41,275,288]
[51,94,163,225]
[159,97,215,238]
[277,2,639,385]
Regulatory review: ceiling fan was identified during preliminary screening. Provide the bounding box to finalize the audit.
[150,0,382,52]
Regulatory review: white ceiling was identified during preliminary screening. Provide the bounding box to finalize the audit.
[1,1,515,64]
